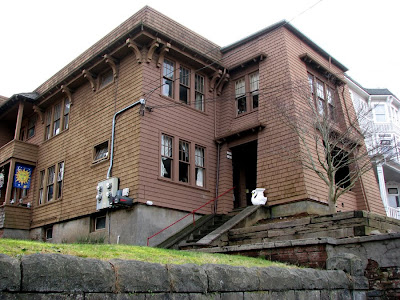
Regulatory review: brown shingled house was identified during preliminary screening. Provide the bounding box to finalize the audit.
[0,6,385,245]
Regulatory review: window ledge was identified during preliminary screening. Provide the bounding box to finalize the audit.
[158,94,208,116]
[36,198,62,209]
[157,176,210,192]
[235,109,258,119]
[42,128,68,144]
[91,157,110,167]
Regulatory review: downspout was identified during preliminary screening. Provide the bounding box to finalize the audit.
[213,71,227,214]
[107,98,145,179]
[214,142,221,214]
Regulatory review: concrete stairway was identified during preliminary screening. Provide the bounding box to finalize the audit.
[227,211,400,246]
[156,214,233,249]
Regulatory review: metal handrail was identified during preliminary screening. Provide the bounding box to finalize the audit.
[146,186,235,246]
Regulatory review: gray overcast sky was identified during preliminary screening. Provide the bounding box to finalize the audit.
[0,0,399,98]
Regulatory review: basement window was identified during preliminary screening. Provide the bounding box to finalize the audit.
[94,141,109,162]
[46,227,53,240]
[95,215,106,230]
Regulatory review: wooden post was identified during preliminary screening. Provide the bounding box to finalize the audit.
[4,160,15,205]
[14,101,24,140]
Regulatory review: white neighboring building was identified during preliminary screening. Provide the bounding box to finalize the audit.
[347,76,400,220]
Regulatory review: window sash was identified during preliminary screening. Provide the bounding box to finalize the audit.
[235,78,245,98]
[179,141,190,183]
[163,59,174,79]
[63,99,70,130]
[57,162,64,199]
[161,134,173,178]
[28,116,36,138]
[53,103,61,136]
[94,142,108,161]
[374,104,387,122]
[195,146,205,187]
[249,72,259,92]
[47,165,55,202]
[39,170,45,205]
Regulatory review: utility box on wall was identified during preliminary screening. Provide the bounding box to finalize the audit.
[96,178,119,210]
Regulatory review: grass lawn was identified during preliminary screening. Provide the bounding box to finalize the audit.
[0,238,290,268]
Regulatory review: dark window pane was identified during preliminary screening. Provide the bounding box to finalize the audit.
[180,86,189,104]
[179,162,189,183]
[161,157,172,178]
[252,94,259,109]
[237,96,247,114]
[95,216,106,230]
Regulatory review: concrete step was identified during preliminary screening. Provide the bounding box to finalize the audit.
[229,226,358,246]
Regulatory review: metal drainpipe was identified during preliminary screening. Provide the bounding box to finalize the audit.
[107,98,145,179]
[214,142,221,214]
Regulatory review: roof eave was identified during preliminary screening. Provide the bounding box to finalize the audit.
[221,20,348,72]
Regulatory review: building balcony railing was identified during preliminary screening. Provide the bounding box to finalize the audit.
[0,139,39,165]
[386,206,400,220]
[373,122,400,137]
[0,204,32,230]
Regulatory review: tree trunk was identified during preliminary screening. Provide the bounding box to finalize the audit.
[328,183,337,214]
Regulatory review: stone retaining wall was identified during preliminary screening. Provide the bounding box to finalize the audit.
[0,253,366,299]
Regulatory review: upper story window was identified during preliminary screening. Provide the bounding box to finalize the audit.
[45,98,70,140]
[179,66,190,104]
[27,116,36,139]
[373,104,387,122]
[308,73,336,121]
[162,59,174,98]
[249,72,259,109]
[99,69,114,89]
[234,70,259,116]
[235,78,246,114]
[162,58,206,112]
[195,74,205,111]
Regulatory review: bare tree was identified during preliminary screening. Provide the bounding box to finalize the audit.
[273,79,392,213]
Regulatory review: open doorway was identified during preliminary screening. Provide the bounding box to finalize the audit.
[232,140,257,208]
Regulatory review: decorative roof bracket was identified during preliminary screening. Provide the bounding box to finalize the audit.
[209,70,223,93]
[126,38,142,64]
[33,105,44,124]
[103,54,119,79]
[61,85,74,105]
[147,38,161,64]
[82,70,97,92]
[156,42,171,68]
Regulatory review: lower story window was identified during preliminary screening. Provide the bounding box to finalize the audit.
[161,134,173,178]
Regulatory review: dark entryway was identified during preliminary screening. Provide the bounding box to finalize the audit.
[232,140,257,208]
